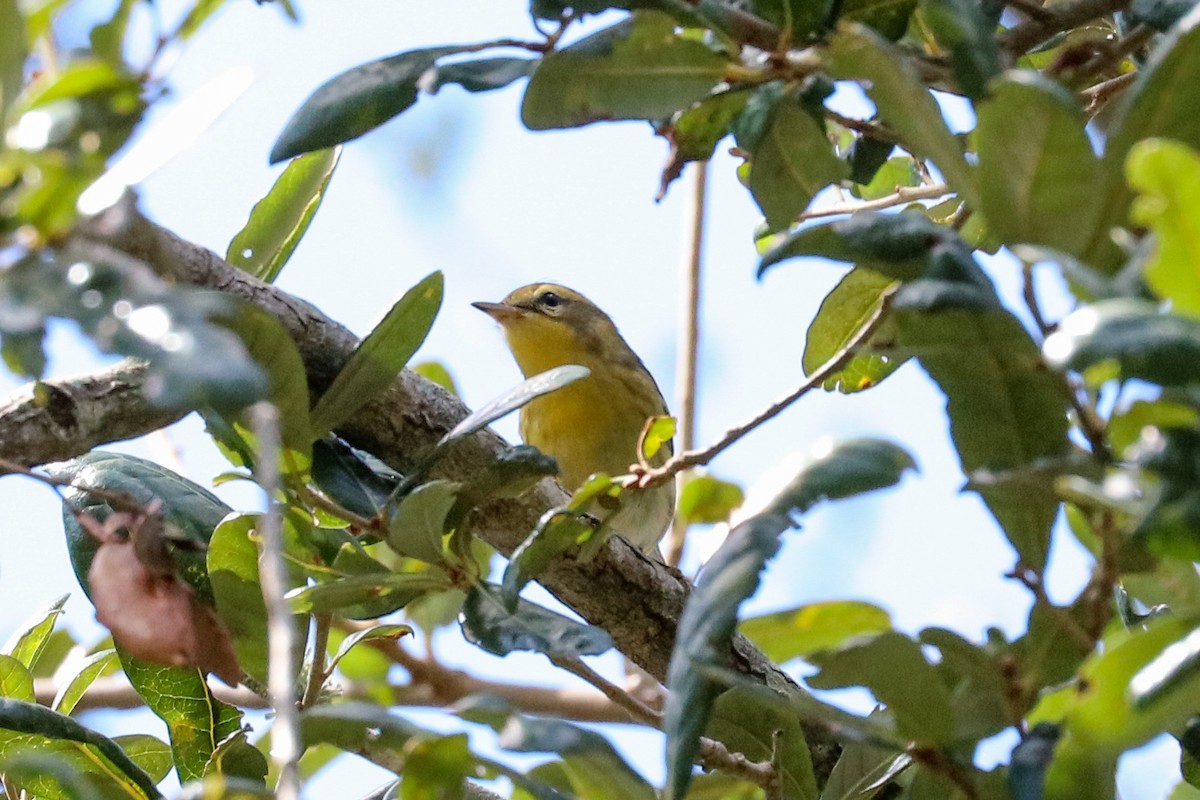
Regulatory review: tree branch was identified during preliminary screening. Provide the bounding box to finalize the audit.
[1000,0,1131,55]
[0,199,841,780]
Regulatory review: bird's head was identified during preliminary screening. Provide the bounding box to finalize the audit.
[473,283,622,376]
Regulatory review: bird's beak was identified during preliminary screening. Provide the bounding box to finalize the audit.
[472,301,525,322]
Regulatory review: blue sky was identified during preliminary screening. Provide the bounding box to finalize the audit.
[0,0,1181,796]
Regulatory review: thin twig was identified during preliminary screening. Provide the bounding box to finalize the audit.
[638,291,897,489]
[1021,262,1054,339]
[1081,71,1138,116]
[823,109,900,145]
[767,730,785,800]
[547,654,663,726]
[664,161,708,568]
[696,737,777,786]
[0,457,145,513]
[1000,0,1131,54]
[794,184,950,224]
[250,403,301,800]
[302,613,333,708]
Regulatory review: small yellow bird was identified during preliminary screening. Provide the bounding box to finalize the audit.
[473,283,675,555]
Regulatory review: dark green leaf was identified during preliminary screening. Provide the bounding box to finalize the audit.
[204,728,267,784]
[310,271,442,438]
[826,24,978,206]
[438,364,590,446]
[740,600,892,663]
[502,511,594,609]
[807,632,955,744]
[765,438,916,518]
[299,701,425,772]
[2,594,67,671]
[976,71,1104,255]
[803,267,906,393]
[821,741,909,800]
[460,582,613,657]
[751,0,834,40]
[899,304,1069,570]
[521,11,728,130]
[226,147,340,283]
[310,438,401,519]
[847,134,896,186]
[706,687,819,800]
[759,211,945,278]
[431,57,536,92]
[665,512,790,800]
[918,0,1000,99]
[1127,139,1200,316]
[919,628,1009,740]
[677,473,745,525]
[496,714,656,800]
[53,451,230,604]
[88,0,134,64]
[116,733,173,784]
[270,45,468,163]
[387,479,456,563]
[1044,300,1200,388]
[842,0,919,39]
[1087,11,1200,268]
[668,90,750,165]
[0,697,163,798]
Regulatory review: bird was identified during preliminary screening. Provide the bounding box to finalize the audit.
[473,283,675,555]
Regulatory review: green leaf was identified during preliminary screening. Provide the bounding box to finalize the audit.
[665,513,790,800]
[0,0,25,126]
[115,734,173,784]
[821,741,909,800]
[976,71,1104,255]
[919,628,1010,740]
[309,271,443,438]
[765,438,917,518]
[1044,300,1200,388]
[803,267,906,393]
[502,512,594,609]
[52,649,118,715]
[412,360,459,395]
[759,211,944,278]
[751,0,835,41]
[677,472,745,525]
[826,24,978,207]
[203,728,267,784]
[740,600,893,663]
[850,156,919,200]
[387,479,456,563]
[299,701,425,773]
[0,697,163,799]
[438,364,591,446]
[88,0,134,64]
[668,90,750,164]
[0,656,34,702]
[460,582,613,657]
[285,571,448,615]
[741,94,849,229]
[226,147,340,283]
[326,624,412,675]
[706,686,819,800]
[2,593,67,670]
[918,0,1000,99]
[431,57,536,93]
[117,650,243,783]
[521,11,729,130]
[208,513,308,686]
[899,304,1069,570]
[808,632,955,744]
[270,45,469,162]
[1127,139,1200,316]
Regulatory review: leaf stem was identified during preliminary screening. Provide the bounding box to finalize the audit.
[792,184,950,225]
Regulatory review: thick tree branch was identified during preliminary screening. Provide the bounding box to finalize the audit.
[0,200,840,780]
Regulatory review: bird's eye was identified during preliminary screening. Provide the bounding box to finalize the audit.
[538,291,562,309]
